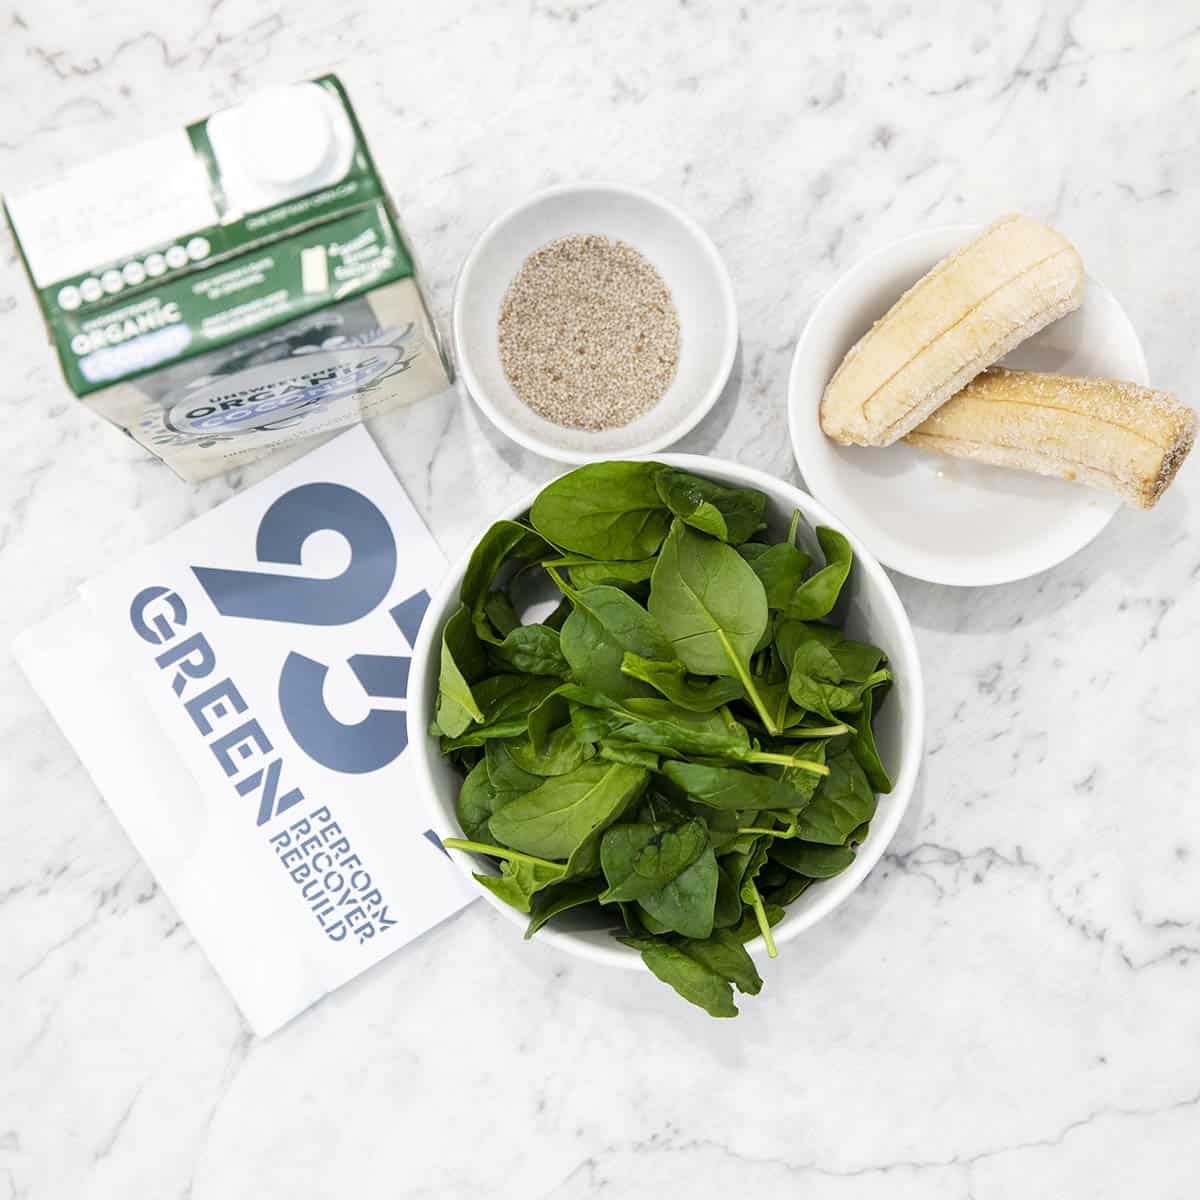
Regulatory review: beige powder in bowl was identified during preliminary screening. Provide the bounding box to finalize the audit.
[497,234,680,431]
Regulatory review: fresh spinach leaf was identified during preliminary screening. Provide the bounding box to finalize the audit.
[556,578,675,700]
[771,839,856,878]
[485,739,541,804]
[661,761,819,811]
[794,749,876,845]
[649,521,778,732]
[756,861,793,890]
[568,691,819,773]
[625,926,762,1017]
[654,467,767,545]
[791,633,844,684]
[634,790,698,828]
[639,910,674,935]
[434,605,487,737]
[511,723,595,776]
[637,844,718,939]
[475,857,566,913]
[740,541,812,609]
[483,590,520,637]
[706,807,762,855]
[487,761,649,861]
[563,687,752,762]
[568,700,627,744]
[617,901,644,936]
[825,635,886,683]
[530,461,671,560]
[439,674,562,750]
[849,676,893,794]
[654,473,728,539]
[556,557,657,589]
[778,620,885,684]
[525,878,605,937]
[714,858,747,928]
[489,624,570,677]
[765,740,829,808]
[784,634,850,723]
[599,819,708,903]
[597,743,661,771]
[461,520,555,640]
[680,928,763,995]
[778,620,890,719]
[525,689,571,754]
[620,652,745,711]
[456,759,499,843]
[634,940,738,1018]
[787,527,853,620]
[504,692,596,776]
[763,874,812,908]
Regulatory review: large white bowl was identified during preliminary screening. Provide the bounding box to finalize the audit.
[453,183,738,463]
[788,225,1149,587]
[409,454,925,970]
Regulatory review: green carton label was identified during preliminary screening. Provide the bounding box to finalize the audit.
[3,74,450,482]
[55,201,412,396]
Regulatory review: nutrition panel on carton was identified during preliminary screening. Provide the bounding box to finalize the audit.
[3,74,451,483]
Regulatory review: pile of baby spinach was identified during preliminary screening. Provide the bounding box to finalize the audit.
[432,461,894,1017]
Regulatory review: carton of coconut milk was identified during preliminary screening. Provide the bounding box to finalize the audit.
[4,75,451,482]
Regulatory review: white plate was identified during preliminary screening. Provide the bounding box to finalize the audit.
[453,182,738,463]
[787,225,1149,587]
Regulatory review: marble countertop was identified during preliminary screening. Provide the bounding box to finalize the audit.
[3,3,1199,1197]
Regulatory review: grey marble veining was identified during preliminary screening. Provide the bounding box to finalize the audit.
[2,2,1199,1197]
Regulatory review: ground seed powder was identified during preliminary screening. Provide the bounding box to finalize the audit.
[497,234,680,431]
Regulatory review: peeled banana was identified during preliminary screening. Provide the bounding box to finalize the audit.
[820,214,1085,447]
[906,367,1197,508]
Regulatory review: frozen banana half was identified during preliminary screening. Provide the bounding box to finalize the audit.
[906,367,1197,509]
[820,215,1085,447]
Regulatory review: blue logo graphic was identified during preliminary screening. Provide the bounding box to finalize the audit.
[190,481,427,775]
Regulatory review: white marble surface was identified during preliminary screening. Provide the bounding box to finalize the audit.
[3,2,1200,1197]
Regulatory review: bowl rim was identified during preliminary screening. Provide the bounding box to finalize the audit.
[451,181,739,464]
[409,453,925,970]
[786,222,1146,587]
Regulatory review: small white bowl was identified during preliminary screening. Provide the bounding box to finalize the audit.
[452,183,738,463]
[788,225,1150,587]
[409,454,925,971]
